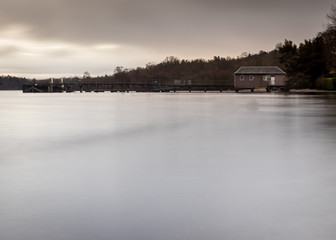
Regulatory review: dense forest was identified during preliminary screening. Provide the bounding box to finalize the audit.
[105,50,282,87]
[278,5,336,89]
[1,5,336,90]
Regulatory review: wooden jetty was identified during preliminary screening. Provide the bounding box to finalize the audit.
[23,79,234,93]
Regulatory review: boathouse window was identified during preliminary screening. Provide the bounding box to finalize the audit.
[240,75,244,81]
[249,75,254,81]
[263,75,271,81]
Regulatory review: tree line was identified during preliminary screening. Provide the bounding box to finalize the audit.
[104,50,281,87]
[278,5,336,89]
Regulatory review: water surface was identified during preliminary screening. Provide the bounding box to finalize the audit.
[1,91,336,240]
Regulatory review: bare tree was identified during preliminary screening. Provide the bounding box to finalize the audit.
[83,71,91,78]
[114,66,124,74]
[163,56,180,64]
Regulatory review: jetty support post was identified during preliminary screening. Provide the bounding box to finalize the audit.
[48,78,53,92]
[61,78,64,92]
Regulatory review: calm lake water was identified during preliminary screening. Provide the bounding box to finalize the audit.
[1,91,336,240]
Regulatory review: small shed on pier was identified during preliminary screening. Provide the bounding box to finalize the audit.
[234,66,287,92]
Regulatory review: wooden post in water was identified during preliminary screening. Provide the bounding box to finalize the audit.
[61,78,64,92]
[48,78,53,92]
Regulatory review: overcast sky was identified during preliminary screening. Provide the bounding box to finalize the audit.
[0,0,334,78]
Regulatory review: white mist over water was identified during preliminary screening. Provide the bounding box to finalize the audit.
[1,91,336,240]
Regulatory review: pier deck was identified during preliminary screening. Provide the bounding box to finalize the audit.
[23,81,234,93]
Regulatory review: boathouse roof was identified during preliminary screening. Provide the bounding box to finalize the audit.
[234,66,286,75]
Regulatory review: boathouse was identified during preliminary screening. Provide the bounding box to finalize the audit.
[234,66,287,92]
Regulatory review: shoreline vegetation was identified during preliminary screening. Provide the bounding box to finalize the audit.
[1,6,336,92]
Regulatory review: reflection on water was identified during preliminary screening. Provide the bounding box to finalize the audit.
[1,91,336,240]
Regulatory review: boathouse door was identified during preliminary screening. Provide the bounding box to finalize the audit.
[270,77,275,85]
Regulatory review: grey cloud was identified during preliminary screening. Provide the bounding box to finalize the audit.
[1,0,331,44]
[1,1,332,40]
